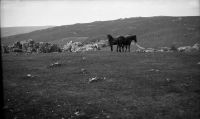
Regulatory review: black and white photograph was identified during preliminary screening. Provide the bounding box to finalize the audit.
[1,0,200,118]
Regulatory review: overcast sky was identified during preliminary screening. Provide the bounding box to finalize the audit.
[1,0,199,27]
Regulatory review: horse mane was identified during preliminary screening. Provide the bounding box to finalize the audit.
[107,34,114,40]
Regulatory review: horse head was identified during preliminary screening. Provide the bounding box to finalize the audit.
[107,34,114,45]
[126,35,137,43]
[132,35,137,43]
[107,34,116,51]
[107,34,114,40]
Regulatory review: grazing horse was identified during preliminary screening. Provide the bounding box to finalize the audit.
[124,35,137,52]
[107,34,125,52]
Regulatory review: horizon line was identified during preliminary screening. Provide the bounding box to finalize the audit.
[1,15,199,28]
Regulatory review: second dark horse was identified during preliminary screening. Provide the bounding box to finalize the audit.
[123,35,137,52]
[107,34,137,52]
[107,34,125,52]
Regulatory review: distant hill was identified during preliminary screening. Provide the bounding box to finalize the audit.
[1,26,54,37]
[1,16,200,48]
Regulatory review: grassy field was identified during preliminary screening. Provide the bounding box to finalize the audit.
[2,51,200,119]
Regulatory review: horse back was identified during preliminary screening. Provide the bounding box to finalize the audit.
[117,36,126,45]
[125,35,137,44]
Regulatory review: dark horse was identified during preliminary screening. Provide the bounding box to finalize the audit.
[107,34,125,52]
[123,35,137,52]
[107,34,137,52]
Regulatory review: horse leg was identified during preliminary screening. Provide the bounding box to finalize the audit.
[128,45,130,52]
[125,45,127,52]
[117,45,118,52]
[122,45,124,52]
[111,45,113,52]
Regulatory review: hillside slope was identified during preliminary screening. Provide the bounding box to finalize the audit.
[1,26,54,37]
[1,16,200,48]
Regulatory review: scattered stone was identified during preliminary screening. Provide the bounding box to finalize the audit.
[94,115,100,118]
[149,69,160,72]
[166,78,174,83]
[192,43,200,50]
[73,110,87,118]
[166,78,170,82]
[62,41,101,52]
[160,47,171,52]
[178,46,192,52]
[26,74,35,78]
[135,43,145,50]
[49,62,62,68]
[25,74,39,79]
[27,74,32,77]
[136,43,199,53]
[74,111,80,116]
[88,76,106,83]
[136,49,145,52]
[82,57,86,60]
[106,115,111,118]
[81,68,87,74]
[57,104,61,107]
[145,48,156,52]
[89,77,98,83]
[123,108,128,111]
[177,44,200,52]
[197,62,200,65]
[81,68,85,71]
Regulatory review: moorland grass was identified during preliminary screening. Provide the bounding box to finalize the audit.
[2,51,200,119]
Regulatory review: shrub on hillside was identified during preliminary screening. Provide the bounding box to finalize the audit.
[1,45,9,53]
[12,48,23,52]
[49,44,62,52]
[13,41,22,49]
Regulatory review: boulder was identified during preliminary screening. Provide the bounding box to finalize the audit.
[62,41,99,52]
[62,41,73,52]
[144,48,156,52]
[178,46,193,52]
[73,42,83,47]
[160,47,171,52]
[136,49,145,52]
[192,43,200,51]
[63,44,72,52]
[48,62,62,68]
[95,40,108,48]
